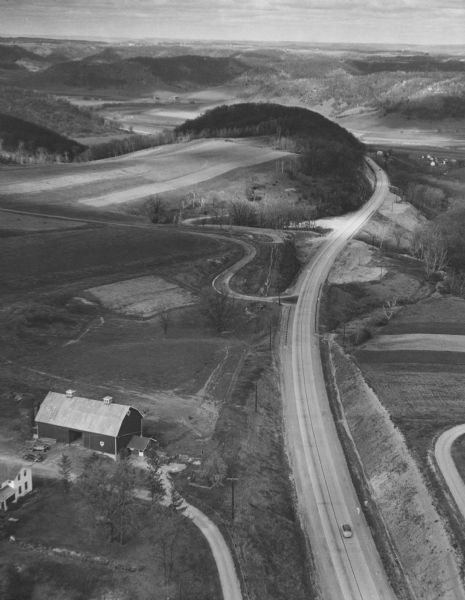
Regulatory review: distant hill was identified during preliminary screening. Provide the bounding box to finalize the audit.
[348,55,465,74]
[0,85,120,138]
[82,48,122,63]
[30,55,247,91]
[0,113,86,161]
[384,94,465,120]
[126,55,246,85]
[0,44,44,64]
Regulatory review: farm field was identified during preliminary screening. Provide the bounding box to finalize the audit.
[0,138,293,208]
[0,222,234,296]
[355,296,465,459]
[0,211,89,233]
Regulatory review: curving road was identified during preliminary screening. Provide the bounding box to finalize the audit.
[435,425,465,519]
[281,158,396,600]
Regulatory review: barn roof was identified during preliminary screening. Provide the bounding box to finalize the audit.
[35,392,141,438]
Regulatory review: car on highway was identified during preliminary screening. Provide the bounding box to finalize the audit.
[341,523,353,538]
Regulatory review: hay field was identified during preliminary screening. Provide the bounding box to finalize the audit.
[87,275,196,317]
[0,139,292,208]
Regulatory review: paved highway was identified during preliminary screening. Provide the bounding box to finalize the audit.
[435,424,465,519]
[281,158,396,600]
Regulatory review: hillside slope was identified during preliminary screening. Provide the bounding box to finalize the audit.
[0,86,118,138]
[0,113,86,161]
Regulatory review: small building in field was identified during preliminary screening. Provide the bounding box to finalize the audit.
[35,391,142,457]
[0,467,33,511]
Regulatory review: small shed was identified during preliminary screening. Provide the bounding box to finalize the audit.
[0,467,33,511]
[128,435,155,457]
[35,391,142,457]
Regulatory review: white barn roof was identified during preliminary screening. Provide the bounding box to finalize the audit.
[36,392,140,437]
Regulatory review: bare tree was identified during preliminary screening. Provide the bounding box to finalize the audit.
[160,307,170,336]
[146,196,166,224]
[200,288,239,333]
[412,225,448,277]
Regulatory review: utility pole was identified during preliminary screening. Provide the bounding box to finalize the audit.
[226,477,239,521]
[255,382,258,413]
[269,320,273,351]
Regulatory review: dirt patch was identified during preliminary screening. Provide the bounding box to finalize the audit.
[331,341,465,600]
[87,275,196,317]
[358,192,426,252]
[328,240,384,284]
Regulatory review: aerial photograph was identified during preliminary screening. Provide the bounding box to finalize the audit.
[1,1,465,599]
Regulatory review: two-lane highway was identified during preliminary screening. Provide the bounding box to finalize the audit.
[282,158,397,600]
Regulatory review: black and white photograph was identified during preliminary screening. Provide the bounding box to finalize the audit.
[0,2,464,599]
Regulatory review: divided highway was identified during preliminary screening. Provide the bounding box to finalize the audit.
[282,158,396,600]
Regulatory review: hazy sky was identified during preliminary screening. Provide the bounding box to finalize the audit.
[0,0,464,46]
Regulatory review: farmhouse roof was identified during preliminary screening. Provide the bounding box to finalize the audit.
[36,392,141,437]
[128,435,152,452]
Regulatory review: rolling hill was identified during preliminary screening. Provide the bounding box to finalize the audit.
[30,55,247,91]
[176,102,369,215]
[176,102,363,150]
[0,85,119,138]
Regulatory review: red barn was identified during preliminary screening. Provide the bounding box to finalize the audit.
[35,390,142,457]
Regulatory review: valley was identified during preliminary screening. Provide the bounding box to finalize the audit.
[1,32,465,600]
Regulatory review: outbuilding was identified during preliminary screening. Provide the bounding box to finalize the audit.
[35,390,143,457]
